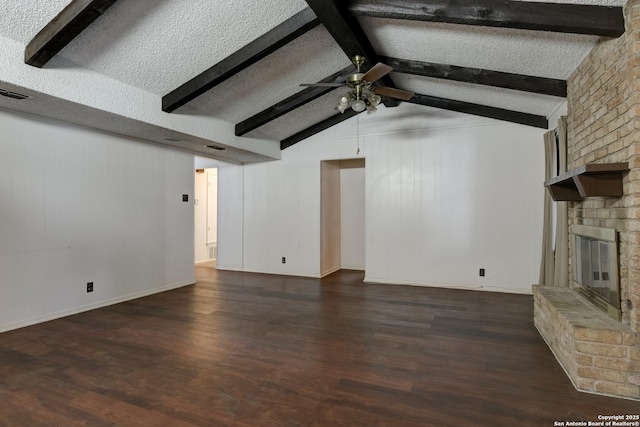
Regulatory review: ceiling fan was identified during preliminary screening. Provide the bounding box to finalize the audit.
[301,55,414,114]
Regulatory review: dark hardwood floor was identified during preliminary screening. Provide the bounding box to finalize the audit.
[0,267,637,426]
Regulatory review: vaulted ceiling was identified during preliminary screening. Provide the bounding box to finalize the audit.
[0,0,626,163]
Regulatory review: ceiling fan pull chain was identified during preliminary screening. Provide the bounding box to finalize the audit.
[356,114,361,155]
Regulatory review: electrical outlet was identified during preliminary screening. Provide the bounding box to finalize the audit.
[479,268,485,277]
[87,282,94,293]
[282,257,286,264]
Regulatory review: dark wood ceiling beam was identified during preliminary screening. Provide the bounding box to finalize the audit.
[304,0,399,107]
[408,93,548,128]
[281,110,359,149]
[381,56,567,97]
[25,0,119,68]
[162,8,320,113]
[347,0,624,37]
[305,0,377,66]
[235,65,355,136]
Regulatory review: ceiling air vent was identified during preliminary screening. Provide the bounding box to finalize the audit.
[0,88,31,100]
[206,145,226,151]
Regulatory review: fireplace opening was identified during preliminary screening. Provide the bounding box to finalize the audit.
[571,225,621,321]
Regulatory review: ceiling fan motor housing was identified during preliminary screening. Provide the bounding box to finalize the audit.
[346,73,366,87]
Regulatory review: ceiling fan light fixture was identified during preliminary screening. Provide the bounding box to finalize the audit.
[305,55,413,116]
[351,99,366,112]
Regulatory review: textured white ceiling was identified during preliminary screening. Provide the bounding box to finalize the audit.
[360,17,599,79]
[0,0,626,161]
[45,0,309,95]
[393,74,565,116]
[183,26,352,123]
[0,0,71,43]
[246,88,348,141]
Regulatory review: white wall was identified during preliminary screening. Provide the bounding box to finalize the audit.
[216,105,545,294]
[363,125,543,293]
[0,108,195,332]
[241,149,321,276]
[194,170,208,262]
[217,164,244,271]
[341,165,365,270]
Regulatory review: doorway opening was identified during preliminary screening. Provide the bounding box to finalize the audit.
[195,167,217,266]
[320,158,365,277]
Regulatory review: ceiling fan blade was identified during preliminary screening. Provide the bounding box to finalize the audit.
[362,62,393,83]
[300,83,343,87]
[373,86,415,101]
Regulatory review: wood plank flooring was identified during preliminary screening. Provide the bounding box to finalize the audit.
[0,267,637,426]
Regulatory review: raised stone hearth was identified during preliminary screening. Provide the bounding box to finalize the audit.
[534,286,640,400]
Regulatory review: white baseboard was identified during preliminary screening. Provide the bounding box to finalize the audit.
[363,276,532,295]
[340,265,365,271]
[216,265,322,278]
[320,266,341,277]
[0,280,195,334]
[214,264,244,272]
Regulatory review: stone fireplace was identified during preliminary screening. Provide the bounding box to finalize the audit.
[533,0,640,401]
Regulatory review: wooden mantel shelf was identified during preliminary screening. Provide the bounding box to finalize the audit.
[544,162,629,201]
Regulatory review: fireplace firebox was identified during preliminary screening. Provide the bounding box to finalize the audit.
[571,225,621,321]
